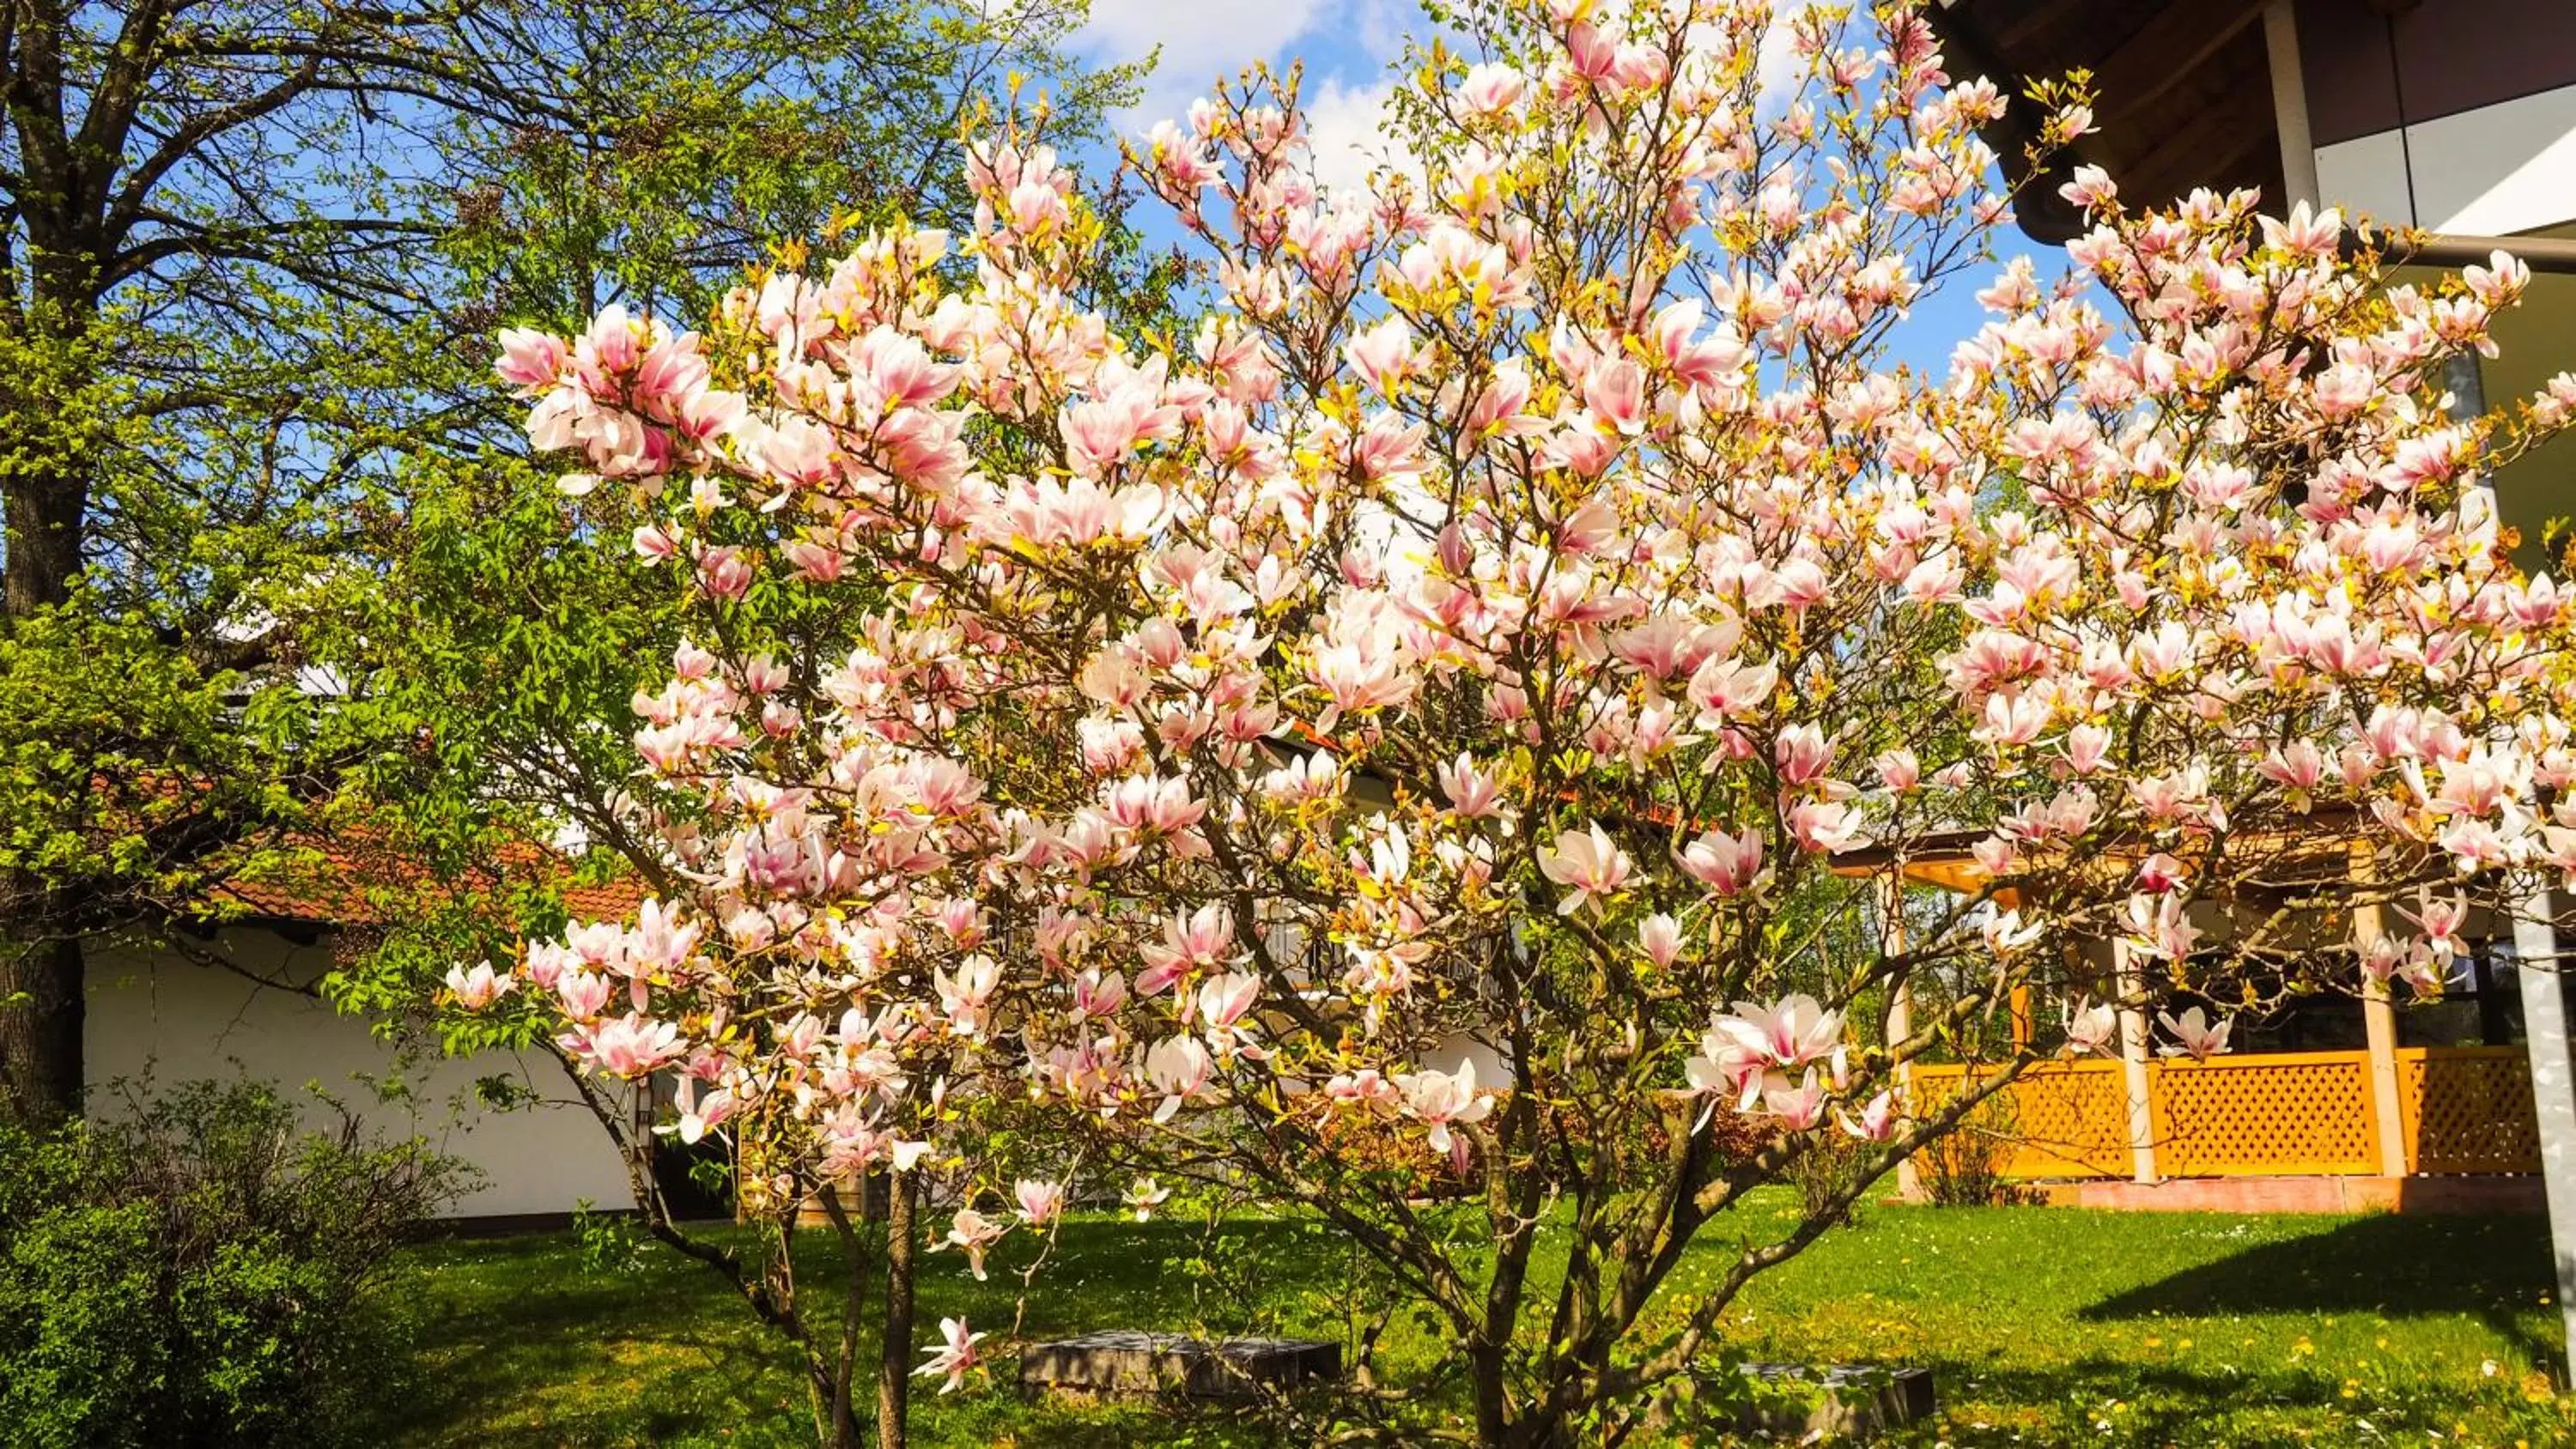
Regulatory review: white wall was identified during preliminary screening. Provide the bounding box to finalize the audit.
[2314,82,2576,234]
[83,928,636,1219]
[1427,1028,1515,1088]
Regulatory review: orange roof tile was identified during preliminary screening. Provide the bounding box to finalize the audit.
[210,829,647,930]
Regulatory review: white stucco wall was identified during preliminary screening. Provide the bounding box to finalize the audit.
[83,927,636,1219]
[2312,82,2576,235]
[1426,1029,1515,1089]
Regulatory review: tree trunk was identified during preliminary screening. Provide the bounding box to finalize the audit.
[1468,1339,1512,1449]
[813,1182,871,1449]
[3,470,85,615]
[3,429,96,1120]
[0,935,85,1126]
[875,1171,916,1449]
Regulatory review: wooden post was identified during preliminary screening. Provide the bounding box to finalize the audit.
[2511,893,2576,1385]
[2112,938,2158,1185]
[2262,1,2324,211]
[2351,846,2410,1178]
[1878,874,1919,1200]
[2461,375,2576,1385]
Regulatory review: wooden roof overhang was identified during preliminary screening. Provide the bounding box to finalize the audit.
[1827,807,2409,900]
[1924,0,2287,244]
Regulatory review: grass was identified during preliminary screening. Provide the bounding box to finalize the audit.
[389,1193,2573,1447]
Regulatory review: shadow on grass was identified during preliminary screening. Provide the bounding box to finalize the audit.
[1937,1355,2490,1443]
[2075,1211,2556,1365]
[392,1219,1357,1448]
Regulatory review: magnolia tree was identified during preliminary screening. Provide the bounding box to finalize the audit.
[475,0,2576,1442]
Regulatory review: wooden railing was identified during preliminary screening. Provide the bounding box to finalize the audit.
[1911,1046,2537,1180]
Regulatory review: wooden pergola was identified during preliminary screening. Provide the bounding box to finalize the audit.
[1827,829,2535,1191]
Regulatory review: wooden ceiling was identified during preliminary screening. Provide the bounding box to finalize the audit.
[1927,0,2287,243]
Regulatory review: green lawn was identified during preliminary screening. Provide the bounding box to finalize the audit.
[390,1194,2573,1446]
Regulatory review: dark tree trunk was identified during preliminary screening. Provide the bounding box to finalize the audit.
[0,935,84,1126]
[1469,1340,1512,1449]
[2,470,86,615]
[875,1171,916,1449]
[2,465,94,1125]
[2,303,99,1118]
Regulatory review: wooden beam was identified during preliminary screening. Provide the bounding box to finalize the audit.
[2379,229,2576,276]
[1879,874,1922,1202]
[2263,0,2323,208]
[2350,842,2411,1177]
[2113,938,2160,1185]
[2117,65,2278,212]
[2093,0,2269,135]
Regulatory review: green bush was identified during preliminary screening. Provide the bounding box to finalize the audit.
[1917,1080,2038,1208]
[0,1079,473,1449]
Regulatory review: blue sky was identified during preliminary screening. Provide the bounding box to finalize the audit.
[1066,0,2070,378]
[1071,0,1415,192]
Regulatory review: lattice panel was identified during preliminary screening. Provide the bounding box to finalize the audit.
[1999,1066,2131,1178]
[2154,1057,2379,1177]
[2399,1049,2541,1174]
[1907,1064,2129,1179]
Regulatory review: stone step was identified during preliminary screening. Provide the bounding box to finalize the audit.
[1735,1362,1935,1439]
[1019,1331,1340,1403]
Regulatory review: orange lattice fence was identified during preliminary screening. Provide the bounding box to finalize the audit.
[1909,1046,2537,1182]
[2153,1052,2380,1176]
[1909,1061,2129,1179]
[2397,1047,2541,1174]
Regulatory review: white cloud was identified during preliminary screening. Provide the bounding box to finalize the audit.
[1754,9,1807,114]
[1298,77,1405,196]
[1679,7,1807,120]
[1079,0,1339,132]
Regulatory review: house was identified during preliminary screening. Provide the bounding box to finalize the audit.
[1838,834,2548,1213]
[81,834,644,1223]
[101,2,2576,1228]
[1929,0,2576,564]
[1895,0,2576,1213]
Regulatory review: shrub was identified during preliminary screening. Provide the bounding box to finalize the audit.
[1786,1128,1874,1228]
[1917,1082,2035,1209]
[0,1079,473,1449]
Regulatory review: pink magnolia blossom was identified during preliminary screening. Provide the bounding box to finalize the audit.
[1636,913,1683,970]
[1874,749,1922,793]
[1758,1069,1829,1132]
[1138,904,1234,995]
[943,1208,1009,1280]
[1015,1178,1066,1228]
[1437,753,1502,817]
[1121,1177,1172,1222]
[1678,828,1765,896]
[1145,1034,1215,1123]
[445,961,515,1010]
[1837,1090,1899,1143]
[1538,822,1632,917]
[577,1013,683,1076]
[1686,657,1777,723]
[2064,1000,2118,1056]
[914,1317,987,1395]
[1457,61,1526,117]
[1712,994,1844,1072]
[1394,1058,1494,1165]
[1685,1022,1765,1127]
[2155,1007,2233,1061]
[1326,1069,1400,1106]
[1773,724,1836,786]
[1786,800,1865,855]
